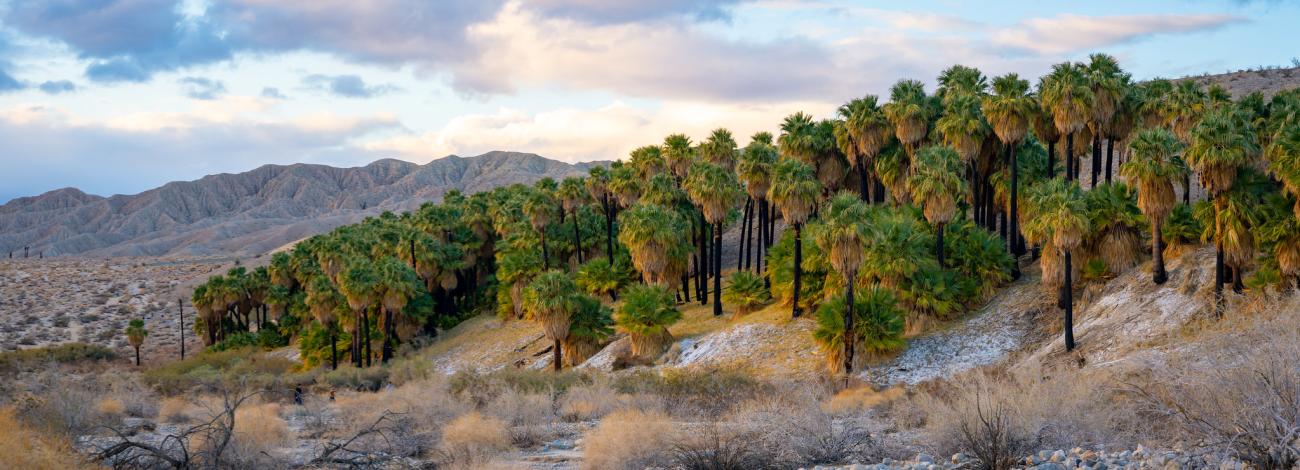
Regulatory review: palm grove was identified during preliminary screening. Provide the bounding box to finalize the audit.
[187,54,1300,378]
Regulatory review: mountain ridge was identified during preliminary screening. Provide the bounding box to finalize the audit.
[0,151,605,257]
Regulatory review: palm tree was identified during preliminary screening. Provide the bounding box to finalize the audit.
[375,256,421,363]
[768,159,821,318]
[883,79,934,157]
[1120,128,1186,284]
[700,128,739,171]
[558,176,588,265]
[937,64,988,103]
[983,73,1036,268]
[1023,178,1089,351]
[908,146,966,267]
[935,92,989,227]
[614,284,682,359]
[586,166,616,264]
[812,286,904,375]
[662,134,695,181]
[838,96,891,203]
[576,258,630,301]
[1267,122,1300,220]
[684,162,744,316]
[778,112,819,164]
[608,164,642,209]
[814,192,869,375]
[629,145,668,178]
[722,271,769,319]
[1186,108,1256,314]
[563,294,613,367]
[523,190,557,270]
[1031,95,1061,178]
[338,260,379,367]
[126,319,147,366]
[522,270,578,371]
[305,276,344,369]
[617,203,691,288]
[1086,54,1125,187]
[1040,62,1094,182]
[737,134,777,276]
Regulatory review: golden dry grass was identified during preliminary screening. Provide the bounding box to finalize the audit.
[580,409,675,470]
[823,385,907,415]
[441,411,512,468]
[95,397,126,418]
[158,397,190,423]
[0,407,93,469]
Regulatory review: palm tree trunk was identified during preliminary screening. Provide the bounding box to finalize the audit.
[760,200,770,288]
[603,196,615,264]
[1105,139,1114,184]
[553,338,563,372]
[700,216,709,305]
[1066,133,1076,181]
[1091,133,1102,188]
[1183,170,1191,205]
[1232,265,1244,294]
[1047,139,1057,179]
[381,308,393,363]
[1063,249,1075,351]
[739,198,751,271]
[134,346,140,366]
[714,221,723,316]
[1152,219,1168,284]
[330,325,338,370]
[843,277,855,376]
[363,308,372,367]
[572,209,584,265]
[1009,145,1023,280]
[1214,238,1225,317]
[540,231,550,270]
[694,218,704,302]
[792,223,803,318]
[856,159,870,201]
[936,222,946,268]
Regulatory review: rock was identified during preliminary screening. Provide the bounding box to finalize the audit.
[1051,450,1066,462]
[951,453,966,464]
[1080,450,1099,462]
[916,453,934,464]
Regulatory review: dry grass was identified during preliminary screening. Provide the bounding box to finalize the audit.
[581,409,675,470]
[96,397,126,418]
[0,407,91,470]
[440,411,512,468]
[824,385,906,415]
[159,396,191,423]
[328,377,469,458]
[215,402,291,467]
[484,389,558,447]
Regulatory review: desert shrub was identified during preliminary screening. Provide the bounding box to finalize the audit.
[0,343,117,375]
[1133,336,1300,469]
[448,368,593,407]
[669,422,774,470]
[328,378,468,459]
[722,271,770,318]
[729,395,877,467]
[143,347,298,394]
[558,379,623,421]
[224,402,291,468]
[209,331,259,352]
[96,397,126,419]
[581,409,675,470]
[12,373,104,437]
[484,389,558,447]
[612,367,772,418]
[159,397,191,424]
[440,412,512,468]
[824,385,907,415]
[317,364,389,391]
[0,407,91,469]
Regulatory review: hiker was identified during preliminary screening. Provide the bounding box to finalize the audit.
[293,384,303,405]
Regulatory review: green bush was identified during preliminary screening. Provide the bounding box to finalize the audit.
[0,343,117,375]
[142,348,302,394]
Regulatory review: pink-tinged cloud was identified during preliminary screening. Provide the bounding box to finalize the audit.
[991,14,1245,56]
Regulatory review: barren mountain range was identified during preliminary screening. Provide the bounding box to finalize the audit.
[0,151,601,257]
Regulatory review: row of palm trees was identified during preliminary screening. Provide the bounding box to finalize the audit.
[191,54,1300,378]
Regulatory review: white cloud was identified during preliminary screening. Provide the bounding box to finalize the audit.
[991,14,1244,55]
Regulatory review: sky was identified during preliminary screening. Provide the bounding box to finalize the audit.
[0,0,1295,202]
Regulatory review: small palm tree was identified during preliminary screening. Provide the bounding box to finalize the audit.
[908,146,966,267]
[685,162,744,316]
[614,284,682,359]
[722,271,769,319]
[812,287,904,375]
[1120,128,1186,284]
[617,203,691,287]
[575,258,631,301]
[563,294,614,367]
[375,256,421,362]
[1040,62,1094,182]
[1023,178,1089,351]
[522,270,578,371]
[126,319,147,366]
[769,159,821,317]
[813,192,869,375]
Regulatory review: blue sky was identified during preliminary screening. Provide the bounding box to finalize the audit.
[0,0,1295,202]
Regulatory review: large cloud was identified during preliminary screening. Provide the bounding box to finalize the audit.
[991,13,1244,55]
[524,0,751,24]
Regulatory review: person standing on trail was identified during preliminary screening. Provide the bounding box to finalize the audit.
[293,384,304,405]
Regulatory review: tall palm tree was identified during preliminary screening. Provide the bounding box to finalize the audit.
[883,79,933,157]
[1086,53,1124,187]
[700,128,739,171]
[614,284,682,359]
[1186,108,1257,315]
[778,112,819,164]
[908,146,967,267]
[936,92,990,228]
[586,166,616,264]
[1120,128,1186,284]
[522,270,578,371]
[305,276,344,369]
[936,64,988,103]
[737,134,777,276]
[662,134,695,181]
[375,256,421,363]
[558,176,588,265]
[983,73,1036,270]
[617,203,691,288]
[1041,62,1094,182]
[838,96,891,203]
[814,192,869,375]
[523,190,557,270]
[608,164,642,209]
[812,286,904,375]
[338,260,379,367]
[685,162,744,316]
[126,319,147,366]
[1031,95,1061,178]
[1023,178,1089,351]
[769,159,821,318]
[629,145,667,178]
[1267,121,1300,219]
